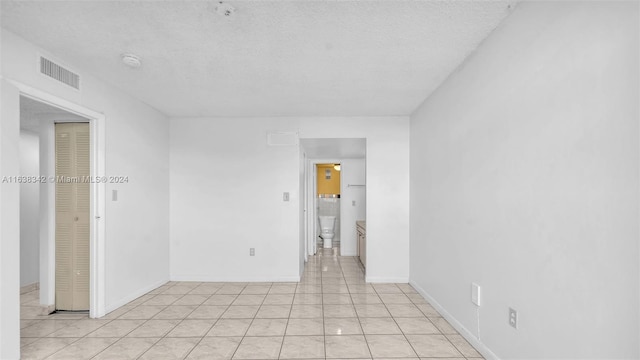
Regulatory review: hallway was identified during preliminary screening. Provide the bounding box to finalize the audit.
[20,254,481,359]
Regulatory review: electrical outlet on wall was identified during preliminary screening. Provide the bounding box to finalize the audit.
[249,248,255,256]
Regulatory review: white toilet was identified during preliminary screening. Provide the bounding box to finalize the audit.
[319,216,336,248]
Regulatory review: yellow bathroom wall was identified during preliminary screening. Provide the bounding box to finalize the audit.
[317,164,340,195]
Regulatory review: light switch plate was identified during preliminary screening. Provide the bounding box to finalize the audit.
[283,192,290,201]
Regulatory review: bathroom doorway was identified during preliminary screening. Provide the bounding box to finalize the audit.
[300,139,366,263]
[316,163,341,255]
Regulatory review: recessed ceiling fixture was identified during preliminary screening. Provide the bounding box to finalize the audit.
[216,2,235,17]
[121,53,141,68]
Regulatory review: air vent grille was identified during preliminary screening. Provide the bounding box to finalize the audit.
[40,57,80,90]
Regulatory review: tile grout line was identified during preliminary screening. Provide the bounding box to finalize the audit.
[320,256,327,360]
[275,282,296,359]
[374,283,423,359]
[170,283,239,360]
[44,282,180,359]
[108,290,188,359]
[227,282,273,360]
[132,283,220,359]
[91,281,195,359]
[20,257,481,360]
[342,256,373,360]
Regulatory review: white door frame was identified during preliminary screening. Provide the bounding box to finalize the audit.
[305,160,315,256]
[12,80,107,318]
[302,150,308,263]
[306,158,341,256]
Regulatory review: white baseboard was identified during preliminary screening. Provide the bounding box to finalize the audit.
[39,304,55,316]
[409,280,500,360]
[20,282,39,294]
[20,283,54,315]
[104,279,168,314]
[169,275,301,283]
[366,276,409,283]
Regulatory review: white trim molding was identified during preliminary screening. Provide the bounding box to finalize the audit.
[104,279,168,315]
[366,276,409,283]
[170,276,302,283]
[409,280,500,360]
[19,283,39,295]
[10,79,107,318]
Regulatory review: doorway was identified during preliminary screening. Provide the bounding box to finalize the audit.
[15,87,107,318]
[316,163,341,255]
[299,138,367,266]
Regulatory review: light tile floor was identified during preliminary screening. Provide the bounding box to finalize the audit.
[20,251,483,359]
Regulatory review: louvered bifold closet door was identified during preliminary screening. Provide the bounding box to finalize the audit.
[55,123,90,311]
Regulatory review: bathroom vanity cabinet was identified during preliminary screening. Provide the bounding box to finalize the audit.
[356,221,366,268]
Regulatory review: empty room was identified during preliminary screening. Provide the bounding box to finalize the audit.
[0,1,638,359]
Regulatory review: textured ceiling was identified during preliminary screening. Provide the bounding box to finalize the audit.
[2,1,516,117]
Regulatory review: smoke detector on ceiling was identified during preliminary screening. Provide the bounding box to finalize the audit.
[121,53,141,68]
[216,2,235,17]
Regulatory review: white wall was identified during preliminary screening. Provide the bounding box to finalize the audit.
[298,150,306,275]
[0,79,22,360]
[19,131,40,287]
[170,118,300,281]
[409,2,639,359]
[340,159,366,256]
[96,87,170,311]
[37,118,56,309]
[170,116,409,283]
[300,117,409,282]
[1,28,170,329]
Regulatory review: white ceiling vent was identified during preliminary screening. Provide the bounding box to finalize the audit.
[40,56,80,90]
